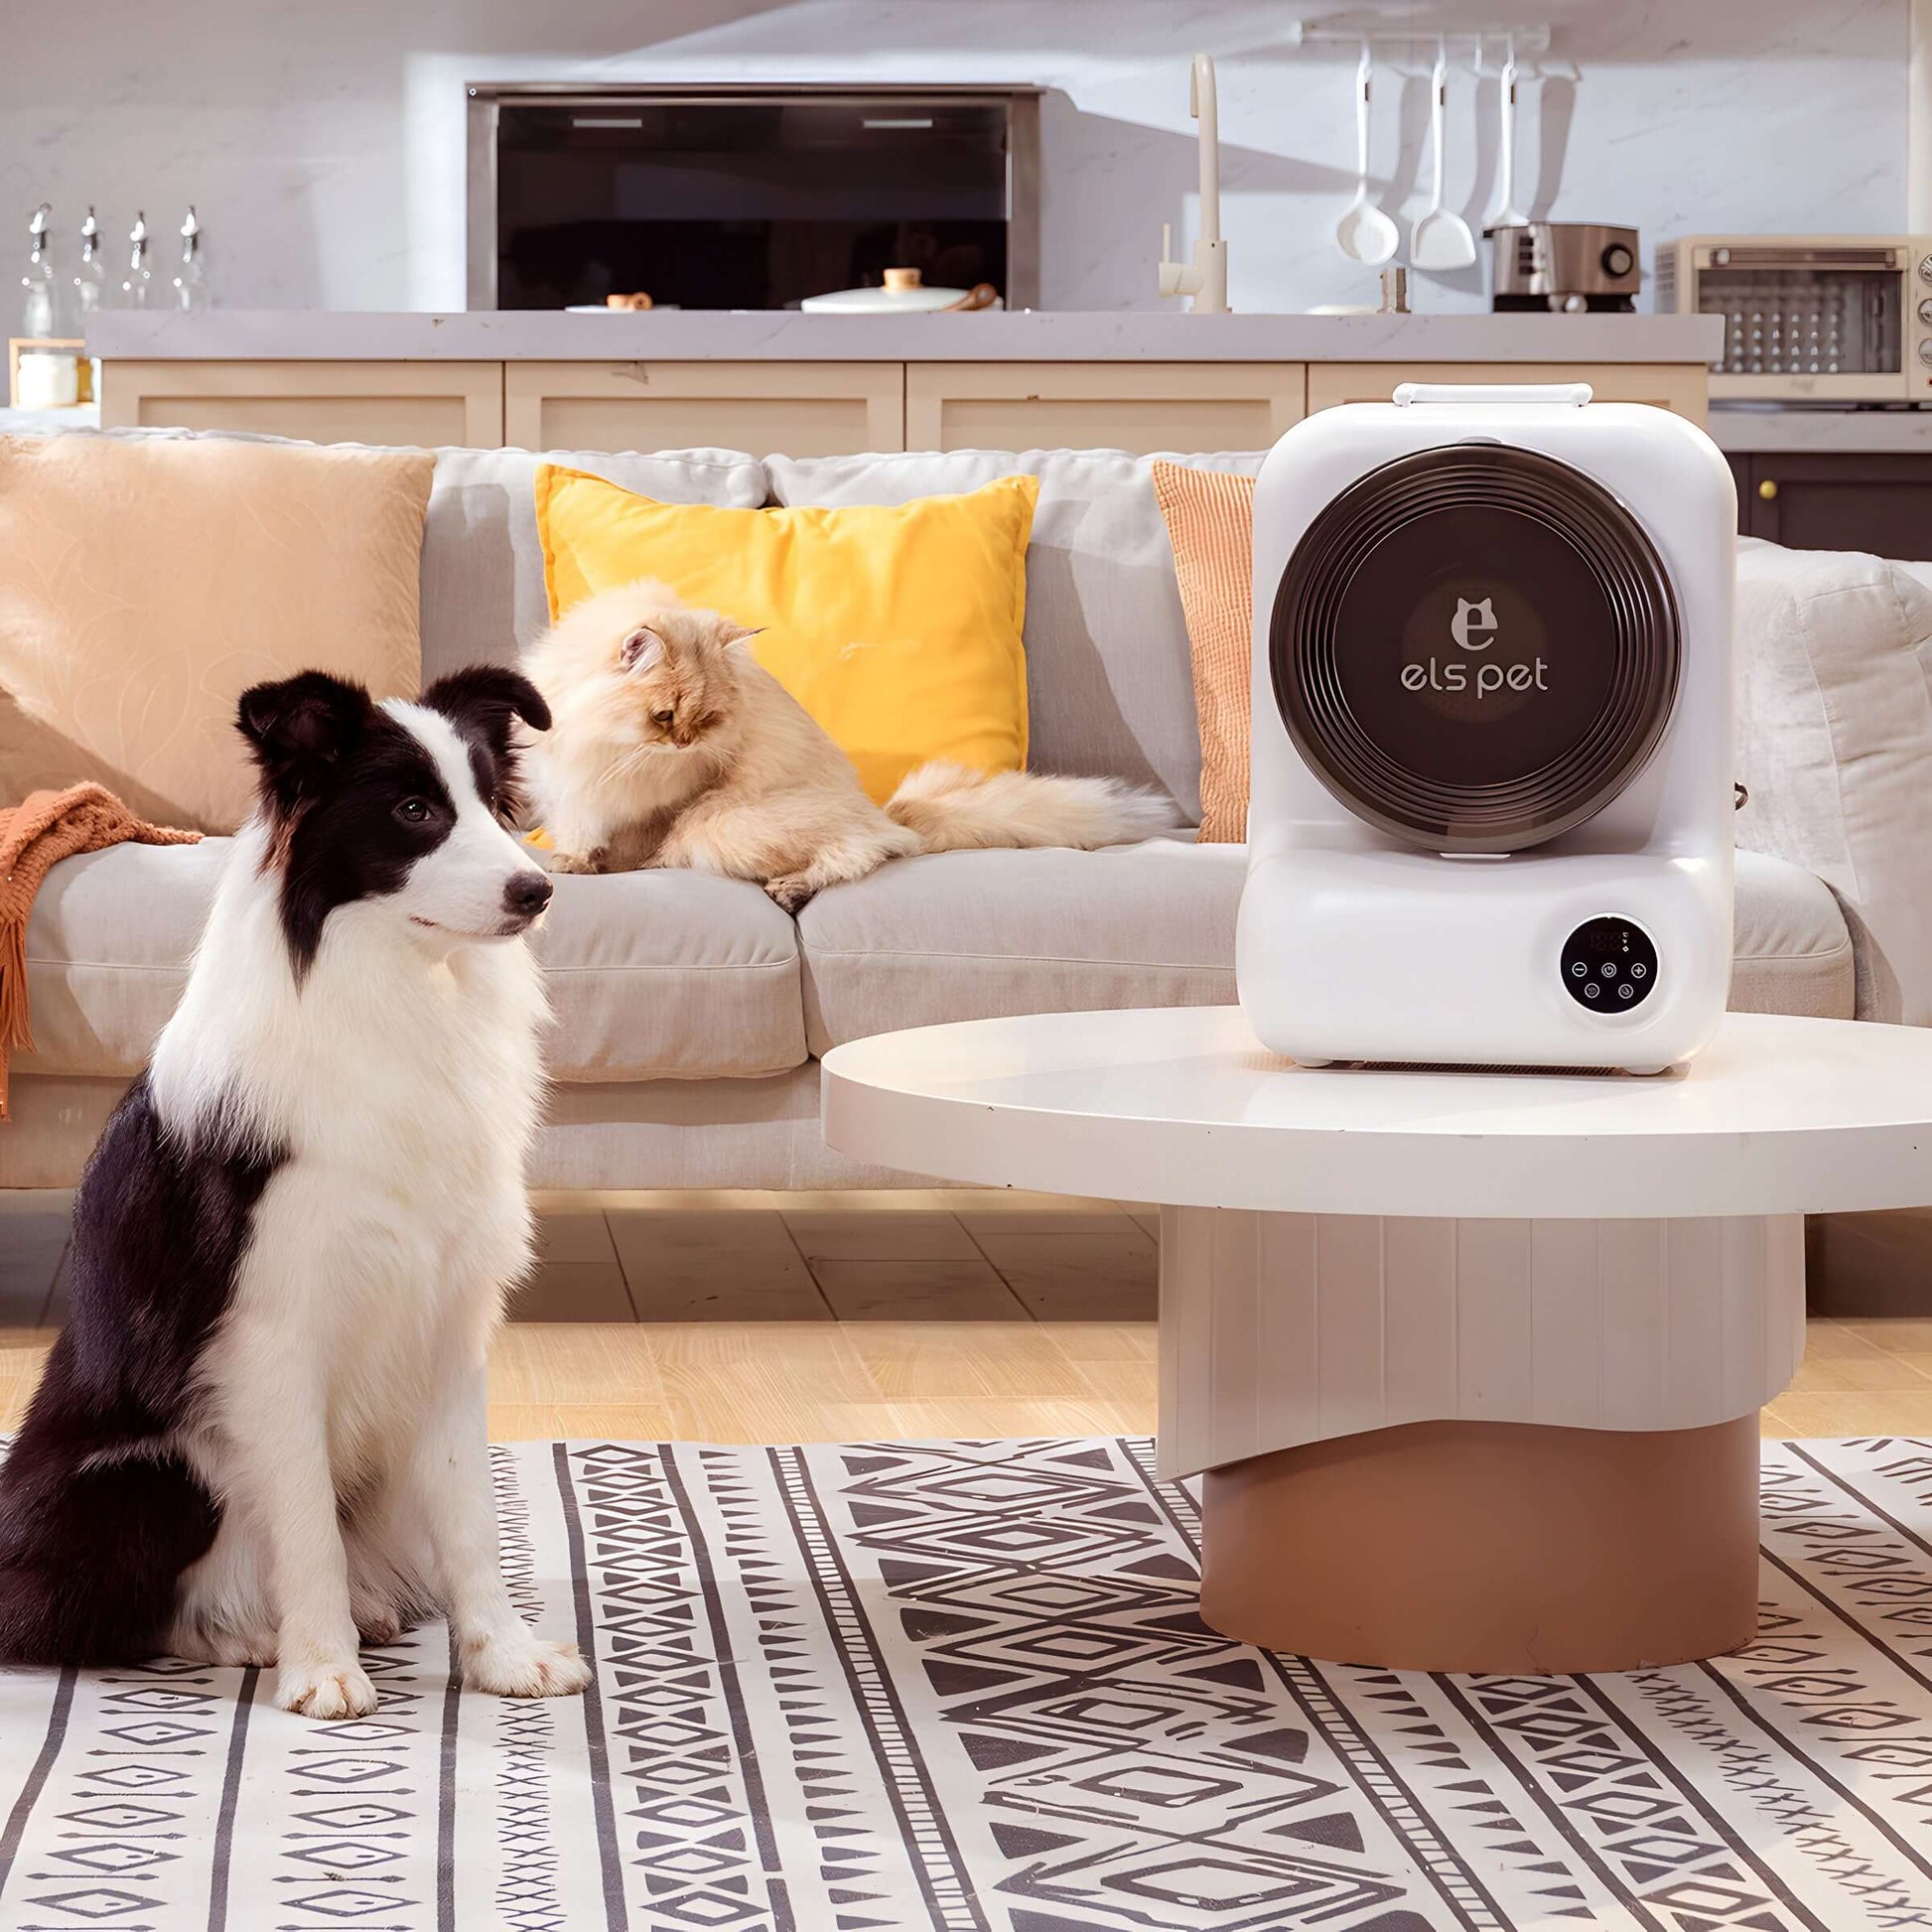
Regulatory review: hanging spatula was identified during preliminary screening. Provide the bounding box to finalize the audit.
[1411,38,1476,271]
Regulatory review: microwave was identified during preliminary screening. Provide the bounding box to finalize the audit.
[1659,236,1932,401]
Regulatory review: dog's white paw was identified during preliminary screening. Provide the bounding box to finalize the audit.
[277,1660,379,1721]
[170,1621,277,1668]
[462,1631,591,1699]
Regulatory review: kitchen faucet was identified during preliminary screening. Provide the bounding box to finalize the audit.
[1158,54,1230,313]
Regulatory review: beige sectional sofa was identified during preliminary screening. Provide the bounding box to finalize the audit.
[2,438,1906,1194]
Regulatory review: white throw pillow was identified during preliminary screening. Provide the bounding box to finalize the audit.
[1734,537,1932,1023]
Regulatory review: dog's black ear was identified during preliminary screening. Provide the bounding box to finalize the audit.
[421,666,552,746]
[237,672,373,808]
[421,666,551,823]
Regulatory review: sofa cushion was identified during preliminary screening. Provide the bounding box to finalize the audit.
[16,836,227,1079]
[1734,538,1932,1023]
[795,839,1856,1053]
[19,841,805,1082]
[533,870,805,1079]
[421,447,767,685]
[796,838,1245,1053]
[767,450,1269,822]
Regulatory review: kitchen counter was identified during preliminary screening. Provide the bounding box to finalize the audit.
[87,312,1718,456]
[86,309,1724,365]
[1708,406,1932,453]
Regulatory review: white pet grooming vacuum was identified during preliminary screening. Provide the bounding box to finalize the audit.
[1238,382,1735,1072]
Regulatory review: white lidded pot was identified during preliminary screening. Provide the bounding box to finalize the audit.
[801,267,1001,313]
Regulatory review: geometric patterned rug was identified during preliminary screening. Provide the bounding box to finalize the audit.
[1,1437,1930,1932]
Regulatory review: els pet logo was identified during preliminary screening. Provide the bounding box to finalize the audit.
[1402,594,1549,701]
[1449,597,1497,651]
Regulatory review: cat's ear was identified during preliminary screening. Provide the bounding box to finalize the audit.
[719,621,762,649]
[620,626,665,673]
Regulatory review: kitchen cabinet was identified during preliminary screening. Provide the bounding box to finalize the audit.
[1729,453,1932,561]
[503,361,902,457]
[904,362,1306,455]
[91,348,1711,458]
[98,360,504,447]
[1307,361,1709,423]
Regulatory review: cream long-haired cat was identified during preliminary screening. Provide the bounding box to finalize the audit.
[520,581,1176,909]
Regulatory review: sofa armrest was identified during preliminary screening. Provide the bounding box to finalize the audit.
[1733,537,1932,1024]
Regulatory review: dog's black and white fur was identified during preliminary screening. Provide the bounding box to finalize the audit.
[0,666,590,1720]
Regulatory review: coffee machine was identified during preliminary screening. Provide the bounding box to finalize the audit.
[1490,221,1640,312]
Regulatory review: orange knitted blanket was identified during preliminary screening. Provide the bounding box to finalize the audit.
[0,783,202,1120]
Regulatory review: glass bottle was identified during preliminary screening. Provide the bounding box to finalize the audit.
[116,210,152,309]
[19,203,58,337]
[70,206,105,324]
[171,206,206,311]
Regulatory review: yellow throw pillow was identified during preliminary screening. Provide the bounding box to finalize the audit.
[1152,460,1256,845]
[535,465,1037,803]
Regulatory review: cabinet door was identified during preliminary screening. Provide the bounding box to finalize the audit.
[504,361,902,456]
[1306,361,1709,423]
[98,360,504,447]
[905,362,1306,454]
[1741,454,1932,561]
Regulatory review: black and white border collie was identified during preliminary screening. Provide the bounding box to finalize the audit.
[0,666,590,1720]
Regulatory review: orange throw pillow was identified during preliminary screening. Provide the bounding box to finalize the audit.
[1152,461,1255,844]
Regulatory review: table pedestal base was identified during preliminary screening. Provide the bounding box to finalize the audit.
[1161,1204,1802,1667]
[1198,1414,1761,1673]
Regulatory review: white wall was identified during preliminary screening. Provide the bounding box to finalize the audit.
[1,0,1908,317]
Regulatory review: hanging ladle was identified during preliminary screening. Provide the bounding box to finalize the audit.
[1411,37,1476,270]
[1335,41,1398,266]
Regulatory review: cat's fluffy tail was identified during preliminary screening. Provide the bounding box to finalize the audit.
[885,762,1178,854]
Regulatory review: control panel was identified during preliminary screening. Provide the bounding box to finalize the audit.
[1561,916,1657,1012]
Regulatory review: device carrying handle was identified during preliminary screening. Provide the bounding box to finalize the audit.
[1393,381,1594,407]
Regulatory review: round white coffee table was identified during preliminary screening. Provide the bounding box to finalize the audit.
[821,1008,1932,1674]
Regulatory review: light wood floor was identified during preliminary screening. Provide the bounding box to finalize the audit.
[2,1188,1929,1443]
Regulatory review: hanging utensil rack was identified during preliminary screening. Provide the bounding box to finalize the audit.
[1284,21,1554,73]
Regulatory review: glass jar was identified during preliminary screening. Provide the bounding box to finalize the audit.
[15,346,80,409]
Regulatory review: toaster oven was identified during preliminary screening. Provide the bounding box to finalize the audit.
[1659,236,1932,402]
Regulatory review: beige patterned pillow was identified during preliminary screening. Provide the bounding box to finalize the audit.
[0,434,432,832]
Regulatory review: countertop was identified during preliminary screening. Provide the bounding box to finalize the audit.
[1706,406,1932,453]
[84,309,1725,365]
